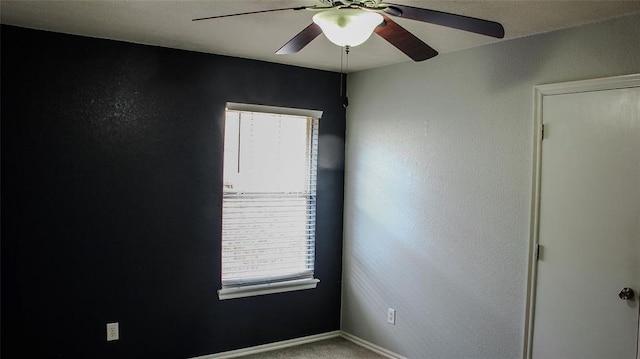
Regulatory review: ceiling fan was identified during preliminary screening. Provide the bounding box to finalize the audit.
[193,0,505,62]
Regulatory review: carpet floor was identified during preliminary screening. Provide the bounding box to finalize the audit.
[235,337,388,359]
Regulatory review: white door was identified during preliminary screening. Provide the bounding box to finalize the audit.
[529,76,640,359]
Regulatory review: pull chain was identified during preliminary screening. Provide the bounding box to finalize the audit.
[340,45,350,108]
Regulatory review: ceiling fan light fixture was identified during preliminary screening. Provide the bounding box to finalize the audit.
[312,9,383,47]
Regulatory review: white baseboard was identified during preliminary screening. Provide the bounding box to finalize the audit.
[188,330,406,359]
[340,331,407,359]
[189,331,341,359]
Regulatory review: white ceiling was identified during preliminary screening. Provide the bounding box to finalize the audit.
[2,1,640,72]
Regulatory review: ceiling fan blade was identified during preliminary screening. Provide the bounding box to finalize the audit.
[374,16,438,62]
[383,3,505,38]
[193,5,311,21]
[276,23,323,55]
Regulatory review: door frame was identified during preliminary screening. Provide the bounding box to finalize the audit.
[523,73,640,359]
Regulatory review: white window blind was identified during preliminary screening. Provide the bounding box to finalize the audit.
[219,103,320,299]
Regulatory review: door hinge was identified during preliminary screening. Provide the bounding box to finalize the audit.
[540,124,545,140]
[535,244,541,261]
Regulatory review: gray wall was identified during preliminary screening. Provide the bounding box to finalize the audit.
[341,14,640,359]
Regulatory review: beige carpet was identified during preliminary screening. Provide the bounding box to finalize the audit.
[236,337,387,359]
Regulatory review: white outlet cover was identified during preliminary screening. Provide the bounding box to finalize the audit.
[387,308,396,325]
[106,322,119,341]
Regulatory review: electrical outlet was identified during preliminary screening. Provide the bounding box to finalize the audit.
[387,308,396,325]
[106,322,119,341]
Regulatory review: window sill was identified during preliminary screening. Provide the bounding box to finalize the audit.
[218,278,320,300]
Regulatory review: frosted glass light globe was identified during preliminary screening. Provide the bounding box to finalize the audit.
[313,9,383,47]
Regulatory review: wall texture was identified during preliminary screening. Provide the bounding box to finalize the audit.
[341,14,640,359]
[1,25,345,358]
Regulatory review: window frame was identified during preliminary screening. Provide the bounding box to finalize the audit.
[218,102,322,300]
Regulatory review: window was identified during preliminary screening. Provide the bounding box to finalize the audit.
[218,103,321,300]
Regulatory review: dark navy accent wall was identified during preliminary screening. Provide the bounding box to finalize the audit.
[1,25,345,358]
